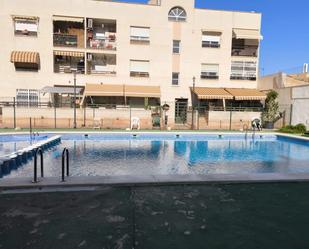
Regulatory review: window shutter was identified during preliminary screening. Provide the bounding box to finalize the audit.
[130,27,150,38]
[130,60,150,72]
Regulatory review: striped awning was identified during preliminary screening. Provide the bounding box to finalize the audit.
[125,85,161,98]
[53,16,84,23]
[10,51,40,64]
[225,88,266,100]
[191,87,233,100]
[54,51,84,57]
[12,15,39,21]
[233,28,263,40]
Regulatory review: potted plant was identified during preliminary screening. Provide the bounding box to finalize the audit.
[262,90,279,129]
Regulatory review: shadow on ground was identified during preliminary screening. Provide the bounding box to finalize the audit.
[0,182,309,249]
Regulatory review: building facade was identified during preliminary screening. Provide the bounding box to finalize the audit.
[0,0,264,128]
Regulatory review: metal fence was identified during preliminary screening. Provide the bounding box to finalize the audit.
[0,97,290,130]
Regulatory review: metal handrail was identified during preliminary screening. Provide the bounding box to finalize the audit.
[33,147,44,183]
[243,124,249,140]
[61,148,70,182]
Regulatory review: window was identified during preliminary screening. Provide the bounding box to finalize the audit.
[202,32,221,48]
[130,26,150,43]
[16,89,39,107]
[201,64,219,79]
[172,73,179,85]
[13,16,39,36]
[14,62,39,72]
[173,40,180,54]
[168,7,187,22]
[231,61,257,80]
[130,60,150,77]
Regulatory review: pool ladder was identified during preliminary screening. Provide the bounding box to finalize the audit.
[32,147,70,183]
[243,124,256,140]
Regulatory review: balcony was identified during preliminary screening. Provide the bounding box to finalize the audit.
[232,45,259,57]
[231,38,259,57]
[53,17,84,48]
[54,51,85,74]
[87,18,117,50]
[87,53,116,75]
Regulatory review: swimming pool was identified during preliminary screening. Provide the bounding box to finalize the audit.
[3,133,309,179]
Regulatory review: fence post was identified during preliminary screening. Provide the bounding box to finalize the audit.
[83,105,86,127]
[13,97,16,129]
[229,109,232,131]
[54,104,57,129]
[129,105,132,129]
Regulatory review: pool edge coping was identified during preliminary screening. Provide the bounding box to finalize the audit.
[1,173,309,191]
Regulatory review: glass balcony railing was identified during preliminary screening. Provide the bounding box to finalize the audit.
[53,34,79,47]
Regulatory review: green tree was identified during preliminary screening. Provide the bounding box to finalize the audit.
[262,90,279,123]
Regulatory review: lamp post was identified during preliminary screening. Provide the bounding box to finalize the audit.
[191,76,196,130]
[73,70,77,129]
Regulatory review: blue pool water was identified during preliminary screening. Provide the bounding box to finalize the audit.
[0,135,49,157]
[3,133,309,178]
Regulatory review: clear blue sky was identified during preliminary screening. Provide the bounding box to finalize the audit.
[115,0,309,75]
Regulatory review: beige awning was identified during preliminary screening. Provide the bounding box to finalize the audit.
[81,83,161,105]
[54,51,84,57]
[125,85,161,98]
[225,88,266,100]
[233,28,263,40]
[83,84,124,97]
[10,51,40,64]
[12,15,39,21]
[191,87,233,100]
[53,16,84,23]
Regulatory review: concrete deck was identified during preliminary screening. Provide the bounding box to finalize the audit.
[0,182,309,249]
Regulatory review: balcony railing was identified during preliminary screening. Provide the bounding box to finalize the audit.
[202,41,220,48]
[230,72,256,81]
[231,45,258,57]
[87,66,116,76]
[201,72,219,80]
[130,71,149,78]
[54,65,85,74]
[130,36,150,43]
[53,34,78,47]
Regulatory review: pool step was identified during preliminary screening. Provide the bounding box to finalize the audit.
[0,136,61,178]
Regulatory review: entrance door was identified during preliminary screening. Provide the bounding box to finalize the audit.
[175,99,188,124]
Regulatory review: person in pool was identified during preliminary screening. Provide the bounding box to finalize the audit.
[252,118,262,131]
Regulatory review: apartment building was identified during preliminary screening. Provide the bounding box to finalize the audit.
[0,0,265,128]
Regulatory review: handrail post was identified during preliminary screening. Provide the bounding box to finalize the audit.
[32,147,43,183]
[62,148,69,182]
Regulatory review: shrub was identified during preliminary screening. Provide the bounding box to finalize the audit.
[279,124,307,134]
[294,123,307,133]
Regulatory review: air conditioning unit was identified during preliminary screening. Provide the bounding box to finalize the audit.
[87,53,92,61]
[87,18,93,29]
